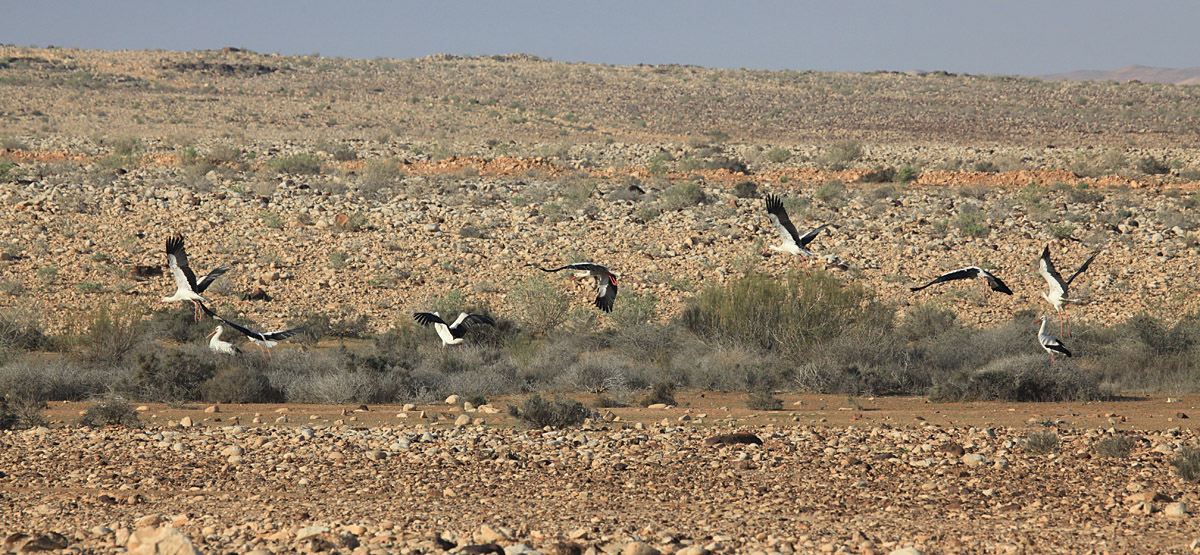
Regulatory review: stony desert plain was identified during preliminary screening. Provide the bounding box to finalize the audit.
[2,46,1200,554]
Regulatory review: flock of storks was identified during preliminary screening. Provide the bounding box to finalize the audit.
[161,192,1098,363]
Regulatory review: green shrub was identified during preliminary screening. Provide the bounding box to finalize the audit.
[765,147,792,163]
[662,182,706,210]
[956,210,988,238]
[929,354,1103,402]
[821,141,862,170]
[0,306,52,354]
[130,347,218,402]
[261,212,284,229]
[894,165,919,184]
[1172,447,1200,482]
[511,272,571,336]
[509,395,591,428]
[78,395,141,427]
[682,271,891,361]
[1024,431,1059,455]
[267,153,322,174]
[814,179,845,203]
[73,303,144,368]
[1047,223,1076,240]
[1093,435,1135,458]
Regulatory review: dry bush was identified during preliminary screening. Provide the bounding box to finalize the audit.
[510,273,571,336]
[73,302,145,368]
[1093,435,1135,458]
[1024,431,1059,455]
[78,395,141,427]
[509,395,591,428]
[746,389,783,410]
[1172,447,1200,482]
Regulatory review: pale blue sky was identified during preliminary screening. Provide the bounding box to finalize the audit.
[2,1,1196,75]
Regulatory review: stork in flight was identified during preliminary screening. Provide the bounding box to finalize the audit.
[1037,246,1098,337]
[763,194,831,261]
[529,262,619,313]
[206,326,240,356]
[200,303,305,359]
[413,312,496,347]
[160,235,229,322]
[910,266,1013,295]
[1034,315,1072,362]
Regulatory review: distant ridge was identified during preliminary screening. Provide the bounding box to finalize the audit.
[1037,65,1200,85]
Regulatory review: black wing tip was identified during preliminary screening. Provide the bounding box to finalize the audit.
[166,234,184,253]
[596,298,614,313]
[764,194,783,211]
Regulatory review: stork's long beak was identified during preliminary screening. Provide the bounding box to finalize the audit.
[610,275,619,285]
[206,329,217,339]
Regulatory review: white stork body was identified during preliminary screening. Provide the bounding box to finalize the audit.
[199,304,304,360]
[413,312,496,347]
[1034,315,1072,362]
[160,235,229,322]
[763,194,830,260]
[531,262,619,313]
[1037,246,1098,337]
[206,326,240,355]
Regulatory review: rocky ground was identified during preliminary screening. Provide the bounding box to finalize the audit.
[0,138,1198,336]
[3,395,1200,554]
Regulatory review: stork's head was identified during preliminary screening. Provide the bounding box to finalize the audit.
[207,326,222,339]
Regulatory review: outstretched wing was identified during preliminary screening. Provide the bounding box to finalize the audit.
[796,224,830,248]
[201,303,304,341]
[413,312,448,327]
[194,266,230,293]
[764,194,801,247]
[1037,246,1067,297]
[983,271,1014,295]
[1065,251,1098,287]
[909,267,978,292]
[166,234,198,293]
[532,262,610,275]
[447,312,497,338]
[595,277,618,313]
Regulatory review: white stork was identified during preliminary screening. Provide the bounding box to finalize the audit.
[200,303,304,360]
[1034,315,1072,362]
[160,235,229,322]
[1037,246,1098,337]
[910,266,1013,295]
[530,262,619,313]
[413,312,496,347]
[206,326,240,356]
[763,194,830,260]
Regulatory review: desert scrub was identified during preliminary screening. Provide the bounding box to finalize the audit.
[1023,431,1059,455]
[267,153,322,174]
[78,395,140,427]
[508,395,590,428]
[682,270,891,361]
[638,381,676,407]
[820,140,862,170]
[956,209,988,238]
[745,389,783,410]
[765,147,792,163]
[1093,435,1135,458]
[733,180,758,199]
[894,165,919,184]
[1047,223,1076,240]
[510,272,570,336]
[814,179,846,204]
[1172,447,1200,482]
[662,182,706,210]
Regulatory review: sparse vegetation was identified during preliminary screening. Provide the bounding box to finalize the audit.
[1172,447,1200,482]
[1024,431,1059,455]
[1093,435,1135,458]
[509,395,591,428]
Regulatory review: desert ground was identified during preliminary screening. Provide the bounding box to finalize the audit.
[2,46,1200,554]
[4,394,1200,554]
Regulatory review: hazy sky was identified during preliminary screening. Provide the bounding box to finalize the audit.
[3,1,1197,75]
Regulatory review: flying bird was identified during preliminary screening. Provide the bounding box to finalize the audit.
[200,304,305,359]
[1034,315,1072,362]
[530,262,619,312]
[159,234,229,322]
[413,312,496,347]
[910,266,1013,295]
[763,194,830,260]
[1037,246,1098,337]
[206,326,240,356]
